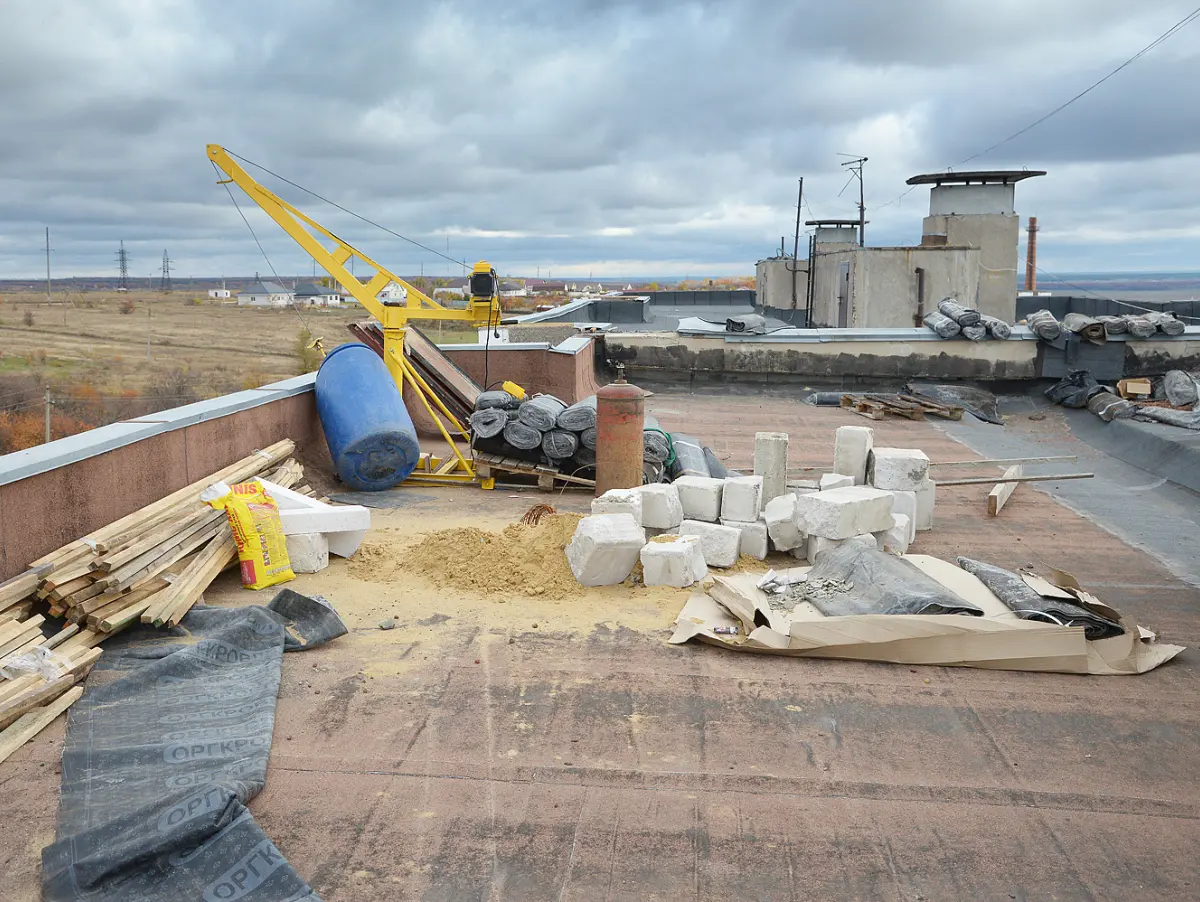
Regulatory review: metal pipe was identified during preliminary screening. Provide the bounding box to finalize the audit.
[790,178,803,311]
[1025,216,1038,291]
[935,472,1093,487]
[914,266,926,326]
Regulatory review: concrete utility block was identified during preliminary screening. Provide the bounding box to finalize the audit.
[915,478,936,531]
[636,483,684,529]
[286,532,329,574]
[754,432,790,504]
[794,485,894,539]
[679,519,742,568]
[721,518,769,561]
[566,514,647,586]
[868,447,931,491]
[807,533,878,563]
[887,490,918,543]
[673,475,725,522]
[591,488,644,525]
[763,493,805,552]
[819,473,855,491]
[640,535,707,588]
[721,475,763,522]
[873,514,912,554]
[833,425,874,485]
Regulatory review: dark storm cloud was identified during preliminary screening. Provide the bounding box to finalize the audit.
[1,0,1198,279]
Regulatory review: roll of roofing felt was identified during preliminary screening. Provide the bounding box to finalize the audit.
[979,314,1012,340]
[503,420,543,450]
[961,323,988,342]
[556,395,597,431]
[1026,309,1062,341]
[542,429,579,460]
[1122,315,1156,338]
[1062,313,1107,344]
[475,390,520,411]
[923,311,961,338]
[517,394,567,431]
[469,407,509,439]
[937,297,981,327]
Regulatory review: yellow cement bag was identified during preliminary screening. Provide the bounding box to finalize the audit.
[203,481,294,590]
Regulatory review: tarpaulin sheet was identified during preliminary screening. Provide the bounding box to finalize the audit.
[42,590,347,902]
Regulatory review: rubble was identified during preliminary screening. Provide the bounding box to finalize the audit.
[286,532,329,574]
[591,488,644,525]
[819,473,854,491]
[885,491,918,542]
[754,432,789,504]
[915,478,936,531]
[868,447,931,491]
[763,493,806,552]
[874,514,912,554]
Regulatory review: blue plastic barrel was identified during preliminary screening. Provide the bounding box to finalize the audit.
[315,343,420,491]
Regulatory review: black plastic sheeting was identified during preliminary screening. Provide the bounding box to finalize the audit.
[956,558,1124,640]
[1045,370,1108,409]
[42,590,346,902]
[668,433,709,478]
[907,382,1003,425]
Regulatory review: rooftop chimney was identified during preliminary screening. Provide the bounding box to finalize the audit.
[1024,216,1038,292]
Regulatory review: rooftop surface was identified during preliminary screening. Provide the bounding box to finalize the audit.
[2,389,1197,900]
[906,170,1047,186]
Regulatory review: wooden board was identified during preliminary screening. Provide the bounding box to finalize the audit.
[0,686,83,765]
[988,465,1022,516]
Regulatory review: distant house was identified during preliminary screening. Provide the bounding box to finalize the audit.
[293,282,341,306]
[376,281,408,303]
[207,288,232,299]
[498,280,527,299]
[236,281,293,307]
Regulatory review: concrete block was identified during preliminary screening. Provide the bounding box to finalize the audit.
[673,475,724,522]
[794,485,894,539]
[640,535,707,588]
[285,532,329,573]
[679,519,742,568]
[807,533,878,563]
[279,505,370,536]
[915,478,936,531]
[868,447,931,491]
[819,473,854,491]
[763,493,805,552]
[873,514,912,554]
[887,490,918,543]
[833,425,873,485]
[566,514,647,586]
[721,475,763,522]
[636,483,684,529]
[721,518,769,561]
[591,488,644,525]
[754,432,790,504]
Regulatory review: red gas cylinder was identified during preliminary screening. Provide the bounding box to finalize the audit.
[595,365,645,496]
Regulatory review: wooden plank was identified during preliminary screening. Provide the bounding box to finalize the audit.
[988,465,1022,516]
[0,686,84,766]
[0,635,44,668]
[95,506,218,572]
[930,455,1078,469]
[0,673,78,731]
[405,325,482,408]
[103,521,227,592]
[0,565,51,610]
[0,617,44,658]
[41,625,80,650]
[938,472,1094,487]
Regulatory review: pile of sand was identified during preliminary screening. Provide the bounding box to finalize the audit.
[351,513,587,599]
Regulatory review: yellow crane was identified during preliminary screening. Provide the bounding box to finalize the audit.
[206,144,505,484]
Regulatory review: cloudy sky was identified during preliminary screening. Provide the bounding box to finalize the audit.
[2,0,1198,281]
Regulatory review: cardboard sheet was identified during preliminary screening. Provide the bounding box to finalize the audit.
[670,554,1183,675]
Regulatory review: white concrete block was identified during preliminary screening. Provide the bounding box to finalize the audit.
[868,447,931,491]
[833,425,873,485]
[721,518,769,561]
[285,532,329,573]
[326,530,367,559]
[566,514,647,586]
[873,514,912,554]
[763,493,805,552]
[754,432,789,504]
[721,475,763,521]
[591,488,644,525]
[887,490,918,543]
[673,475,724,522]
[794,485,894,539]
[636,483,684,529]
[679,519,742,568]
[807,533,878,562]
[279,505,371,536]
[819,473,854,491]
[915,478,936,531]
[640,535,707,588]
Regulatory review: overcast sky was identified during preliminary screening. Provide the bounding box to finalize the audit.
[2,0,1198,281]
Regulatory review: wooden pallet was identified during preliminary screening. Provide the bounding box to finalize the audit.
[473,452,596,491]
[840,392,963,422]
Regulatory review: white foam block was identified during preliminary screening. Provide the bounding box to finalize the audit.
[566,514,647,586]
[807,532,878,563]
[873,514,912,554]
[679,519,742,568]
[819,473,854,491]
[915,477,936,531]
[754,432,789,504]
[591,488,644,525]
[763,493,805,552]
[795,485,894,539]
[279,506,371,536]
[721,475,763,522]
[887,490,918,542]
[833,425,874,485]
[636,483,684,529]
[286,532,329,573]
[720,518,769,560]
[673,475,725,522]
[869,447,931,491]
[640,536,707,588]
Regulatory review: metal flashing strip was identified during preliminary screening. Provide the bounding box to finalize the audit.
[549,335,594,355]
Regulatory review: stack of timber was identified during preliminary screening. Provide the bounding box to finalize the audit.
[0,641,102,765]
[840,392,964,422]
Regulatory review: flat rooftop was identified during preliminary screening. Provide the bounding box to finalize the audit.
[907,170,1047,186]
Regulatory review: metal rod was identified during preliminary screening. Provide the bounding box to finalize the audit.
[790,177,803,311]
[930,455,1077,468]
[936,472,1093,487]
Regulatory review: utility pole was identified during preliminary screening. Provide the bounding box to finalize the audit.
[146,303,152,361]
[159,250,172,292]
[790,178,804,310]
[44,386,51,444]
[45,227,51,303]
[839,156,868,246]
[117,240,130,291]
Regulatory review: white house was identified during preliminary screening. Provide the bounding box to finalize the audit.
[376,281,408,303]
[207,288,232,299]
[236,280,294,307]
[498,280,528,299]
[293,282,342,306]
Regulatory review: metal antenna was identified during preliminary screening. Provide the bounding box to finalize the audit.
[839,155,868,246]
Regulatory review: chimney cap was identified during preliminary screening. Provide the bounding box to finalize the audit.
[906,170,1046,187]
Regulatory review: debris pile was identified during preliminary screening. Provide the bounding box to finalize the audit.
[1046,368,1200,429]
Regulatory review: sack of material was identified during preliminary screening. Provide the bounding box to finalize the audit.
[923,311,961,338]
[517,394,568,431]
[203,481,294,590]
[1026,309,1062,341]
[937,298,981,327]
[475,389,520,411]
[503,419,544,450]
[469,407,509,439]
[1062,312,1107,344]
[979,314,1012,340]
[542,429,579,460]
[556,395,597,431]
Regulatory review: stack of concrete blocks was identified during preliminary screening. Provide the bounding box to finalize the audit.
[591,488,644,524]
[635,483,685,531]
[673,475,724,523]
[867,447,934,534]
[754,432,789,505]
[566,514,647,586]
[719,475,768,561]
[639,535,707,588]
[832,426,874,485]
[795,485,895,563]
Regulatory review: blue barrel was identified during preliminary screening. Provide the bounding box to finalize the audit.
[315,343,420,491]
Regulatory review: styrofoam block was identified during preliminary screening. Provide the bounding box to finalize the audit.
[869,447,931,491]
[915,478,936,531]
[326,529,366,559]
[794,485,894,539]
[720,518,769,561]
[591,488,644,525]
[679,519,741,568]
[279,505,370,536]
[566,514,647,586]
[257,479,329,511]
[673,475,724,522]
[833,425,873,485]
[807,533,878,563]
[754,432,789,504]
[636,483,684,529]
[640,535,707,588]
[286,532,329,573]
[721,475,763,522]
[819,473,854,491]
[763,493,805,552]
[873,514,912,554]
[887,490,918,543]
